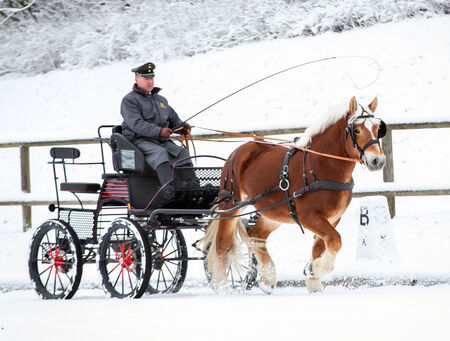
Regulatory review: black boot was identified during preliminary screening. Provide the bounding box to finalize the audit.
[156,162,173,185]
[156,162,174,200]
[178,164,200,190]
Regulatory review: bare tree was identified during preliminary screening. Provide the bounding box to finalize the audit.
[0,0,38,26]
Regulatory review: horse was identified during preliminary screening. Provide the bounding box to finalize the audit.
[203,96,386,293]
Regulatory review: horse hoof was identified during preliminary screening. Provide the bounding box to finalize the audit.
[258,282,275,295]
[306,277,324,293]
[212,282,233,295]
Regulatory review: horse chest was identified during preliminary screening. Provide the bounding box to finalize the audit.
[327,192,351,226]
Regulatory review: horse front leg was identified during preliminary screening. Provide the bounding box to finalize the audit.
[303,219,342,293]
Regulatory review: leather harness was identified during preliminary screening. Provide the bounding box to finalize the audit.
[215,111,385,232]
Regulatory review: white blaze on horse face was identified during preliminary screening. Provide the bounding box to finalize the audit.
[364,117,383,154]
[362,117,386,170]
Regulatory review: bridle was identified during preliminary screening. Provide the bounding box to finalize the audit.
[345,105,386,159]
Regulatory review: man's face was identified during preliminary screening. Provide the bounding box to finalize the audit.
[135,75,154,93]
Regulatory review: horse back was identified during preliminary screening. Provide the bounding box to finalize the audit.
[223,142,288,199]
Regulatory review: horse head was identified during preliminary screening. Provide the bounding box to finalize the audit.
[344,96,386,171]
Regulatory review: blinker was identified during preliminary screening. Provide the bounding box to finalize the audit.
[378,120,386,139]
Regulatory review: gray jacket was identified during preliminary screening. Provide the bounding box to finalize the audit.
[120,85,184,141]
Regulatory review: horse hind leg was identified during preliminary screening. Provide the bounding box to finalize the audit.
[247,215,280,294]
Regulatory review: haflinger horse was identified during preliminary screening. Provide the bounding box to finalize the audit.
[202,96,386,294]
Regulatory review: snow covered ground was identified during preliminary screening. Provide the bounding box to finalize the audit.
[0,16,449,341]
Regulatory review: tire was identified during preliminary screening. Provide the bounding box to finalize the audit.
[28,220,83,299]
[97,218,151,298]
[147,229,188,294]
[203,243,258,292]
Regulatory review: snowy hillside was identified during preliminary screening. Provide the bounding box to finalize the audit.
[1,0,449,76]
[1,16,449,144]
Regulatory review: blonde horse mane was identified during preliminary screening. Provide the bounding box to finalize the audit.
[297,101,372,148]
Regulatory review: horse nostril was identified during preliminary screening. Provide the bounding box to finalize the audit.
[372,158,379,167]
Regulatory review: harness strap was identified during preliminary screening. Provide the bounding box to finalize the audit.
[222,148,240,200]
[278,147,305,233]
[345,107,381,159]
[212,179,354,219]
[293,179,354,197]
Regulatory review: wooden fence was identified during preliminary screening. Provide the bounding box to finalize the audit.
[1,122,450,231]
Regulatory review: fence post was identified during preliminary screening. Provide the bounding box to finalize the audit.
[382,128,395,218]
[20,145,32,231]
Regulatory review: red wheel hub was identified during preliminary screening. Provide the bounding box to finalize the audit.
[43,246,66,274]
[113,243,135,272]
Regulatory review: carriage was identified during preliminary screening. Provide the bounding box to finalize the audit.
[28,125,256,299]
[28,97,386,298]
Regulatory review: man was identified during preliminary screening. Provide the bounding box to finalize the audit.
[120,62,192,185]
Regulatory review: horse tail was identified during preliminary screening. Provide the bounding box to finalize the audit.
[202,213,250,276]
[202,218,220,273]
[228,217,249,274]
[203,214,266,282]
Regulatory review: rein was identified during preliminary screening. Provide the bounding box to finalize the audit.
[194,126,363,163]
[196,113,384,227]
[173,126,198,159]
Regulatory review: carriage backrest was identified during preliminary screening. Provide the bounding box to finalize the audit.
[110,126,155,175]
[50,147,80,160]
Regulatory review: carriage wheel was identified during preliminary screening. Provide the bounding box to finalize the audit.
[147,229,188,294]
[28,220,83,299]
[97,218,151,298]
[203,243,258,292]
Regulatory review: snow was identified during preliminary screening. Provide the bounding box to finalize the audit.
[1,285,449,341]
[1,15,450,341]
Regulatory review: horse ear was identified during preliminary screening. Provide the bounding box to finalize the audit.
[349,96,358,115]
[369,97,378,113]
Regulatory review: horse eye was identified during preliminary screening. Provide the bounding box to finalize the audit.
[354,128,360,134]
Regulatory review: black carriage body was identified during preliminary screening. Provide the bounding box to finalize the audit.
[52,126,222,246]
[56,165,221,246]
[31,126,227,299]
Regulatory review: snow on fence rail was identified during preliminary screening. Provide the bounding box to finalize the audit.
[1,121,450,231]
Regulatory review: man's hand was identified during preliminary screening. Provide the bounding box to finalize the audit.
[159,127,173,138]
[182,123,192,134]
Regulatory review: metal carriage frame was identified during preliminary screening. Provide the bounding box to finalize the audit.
[28,125,256,299]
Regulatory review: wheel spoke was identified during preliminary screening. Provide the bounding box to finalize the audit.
[39,265,52,277]
[162,262,176,281]
[108,261,121,276]
[44,264,53,289]
[156,270,161,290]
[164,260,181,266]
[127,269,135,293]
[45,232,51,247]
[160,269,168,290]
[121,268,125,295]
[62,270,73,284]
[53,265,58,295]
[163,249,178,258]
[113,267,123,288]
[56,271,66,293]
[161,233,174,254]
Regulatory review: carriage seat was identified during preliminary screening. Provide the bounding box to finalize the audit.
[60,182,101,193]
[50,147,101,194]
[110,125,155,175]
